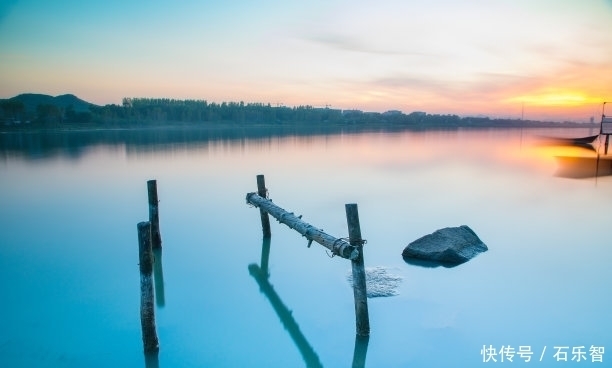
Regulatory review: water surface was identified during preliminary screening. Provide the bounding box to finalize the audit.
[0,127,609,367]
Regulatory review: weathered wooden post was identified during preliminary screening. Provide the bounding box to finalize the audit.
[260,237,272,277]
[256,175,272,238]
[147,180,162,249]
[345,204,370,336]
[137,221,159,353]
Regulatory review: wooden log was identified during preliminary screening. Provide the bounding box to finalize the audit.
[246,192,359,260]
[257,175,272,238]
[147,180,162,249]
[137,221,159,353]
[345,204,370,337]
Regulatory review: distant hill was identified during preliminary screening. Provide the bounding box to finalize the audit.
[3,93,98,113]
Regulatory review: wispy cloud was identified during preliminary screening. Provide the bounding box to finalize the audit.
[305,32,431,57]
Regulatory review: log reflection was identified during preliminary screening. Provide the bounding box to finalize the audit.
[250,237,369,367]
[249,263,323,368]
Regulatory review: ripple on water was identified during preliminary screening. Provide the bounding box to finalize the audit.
[346,266,403,298]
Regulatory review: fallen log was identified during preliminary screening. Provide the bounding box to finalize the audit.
[246,192,359,260]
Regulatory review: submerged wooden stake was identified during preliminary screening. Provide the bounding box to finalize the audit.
[147,180,162,249]
[345,204,370,336]
[256,175,272,238]
[137,221,159,353]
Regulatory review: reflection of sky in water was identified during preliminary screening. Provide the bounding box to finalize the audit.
[0,128,609,367]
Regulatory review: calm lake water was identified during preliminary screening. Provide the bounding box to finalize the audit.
[0,126,609,367]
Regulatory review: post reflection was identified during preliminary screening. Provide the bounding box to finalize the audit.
[153,248,165,308]
[352,335,370,368]
[144,352,159,368]
[249,237,369,367]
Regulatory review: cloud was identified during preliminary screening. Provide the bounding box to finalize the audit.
[303,32,434,58]
[366,71,529,101]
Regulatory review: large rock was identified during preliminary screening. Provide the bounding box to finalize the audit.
[402,225,487,265]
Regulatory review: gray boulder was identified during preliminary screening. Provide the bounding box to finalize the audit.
[402,225,487,265]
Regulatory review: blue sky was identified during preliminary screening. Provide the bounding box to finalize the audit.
[1,0,611,121]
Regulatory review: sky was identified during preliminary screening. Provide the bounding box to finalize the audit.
[1,0,611,122]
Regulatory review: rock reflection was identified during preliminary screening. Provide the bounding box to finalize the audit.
[403,257,460,269]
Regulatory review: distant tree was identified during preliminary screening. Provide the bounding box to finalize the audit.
[65,105,76,123]
[65,105,92,124]
[36,104,62,125]
[1,99,25,122]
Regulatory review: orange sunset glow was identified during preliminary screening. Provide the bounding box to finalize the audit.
[508,90,600,107]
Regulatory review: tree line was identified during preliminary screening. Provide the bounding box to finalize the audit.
[92,98,346,124]
[1,97,586,129]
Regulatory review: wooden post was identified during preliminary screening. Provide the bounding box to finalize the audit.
[345,204,370,336]
[147,180,162,249]
[260,237,272,277]
[138,221,159,353]
[256,175,272,238]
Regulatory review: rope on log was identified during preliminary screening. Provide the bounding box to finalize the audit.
[246,192,359,260]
